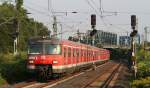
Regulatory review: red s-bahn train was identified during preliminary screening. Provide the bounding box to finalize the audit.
[27,37,110,80]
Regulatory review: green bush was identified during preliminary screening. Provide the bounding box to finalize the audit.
[131,77,150,88]
[0,73,6,85]
[0,52,32,85]
[136,50,150,78]
[131,49,150,87]
[137,61,150,78]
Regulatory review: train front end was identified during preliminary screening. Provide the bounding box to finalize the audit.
[27,38,62,80]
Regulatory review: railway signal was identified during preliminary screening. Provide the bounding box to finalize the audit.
[91,14,96,27]
[131,15,136,28]
[13,17,19,55]
[90,29,97,36]
[130,15,137,37]
[130,15,138,78]
[130,30,137,37]
[90,14,97,37]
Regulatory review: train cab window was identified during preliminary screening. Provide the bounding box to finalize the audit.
[45,44,61,54]
[29,44,43,54]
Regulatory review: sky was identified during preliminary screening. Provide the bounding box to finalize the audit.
[6,0,150,41]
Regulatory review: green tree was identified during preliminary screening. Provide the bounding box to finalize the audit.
[0,2,49,53]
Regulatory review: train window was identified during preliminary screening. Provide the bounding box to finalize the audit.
[73,48,76,57]
[29,44,43,54]
[81,50,83,57]
[84,51,85,58]
[64,48,66,57]
[45,44,61,54]
[76,49,78,57]
[85,51,86,58]
[81,50,82,57]
[68,48,71,57]
[76,49,79,57]
[78,49,80,57]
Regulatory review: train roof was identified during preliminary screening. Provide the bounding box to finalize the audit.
[28,37,60,44]
[28,37,107,51]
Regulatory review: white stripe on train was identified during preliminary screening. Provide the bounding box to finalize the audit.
[52,59,108,69]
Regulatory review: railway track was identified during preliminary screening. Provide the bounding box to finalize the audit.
[100,63,121,88]
[9,61,122,88]
[81,62,121,88]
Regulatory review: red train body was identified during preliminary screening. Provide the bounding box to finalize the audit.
[27,38,110,79]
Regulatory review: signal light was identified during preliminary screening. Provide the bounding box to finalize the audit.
[91,14,96,26]
[130,30,137,37]
[131,15,136,27]
[90,29,97,36]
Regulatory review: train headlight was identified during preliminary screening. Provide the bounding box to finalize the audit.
[53,60,58,64]
[29,60,34,64]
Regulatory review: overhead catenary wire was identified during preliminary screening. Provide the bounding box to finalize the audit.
[84,0,132,36]
[90,0,131,32]
[51,27,77,36]
[86,0,126,29]
[48,0,55,17]
[104,11,150,15]
[25,1,48,12]
[24,5,49,16]
[85,0,108,27]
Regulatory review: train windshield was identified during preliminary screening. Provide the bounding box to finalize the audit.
[29,43,61,55]
[29,44,43,54]
[45,44,61,54]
